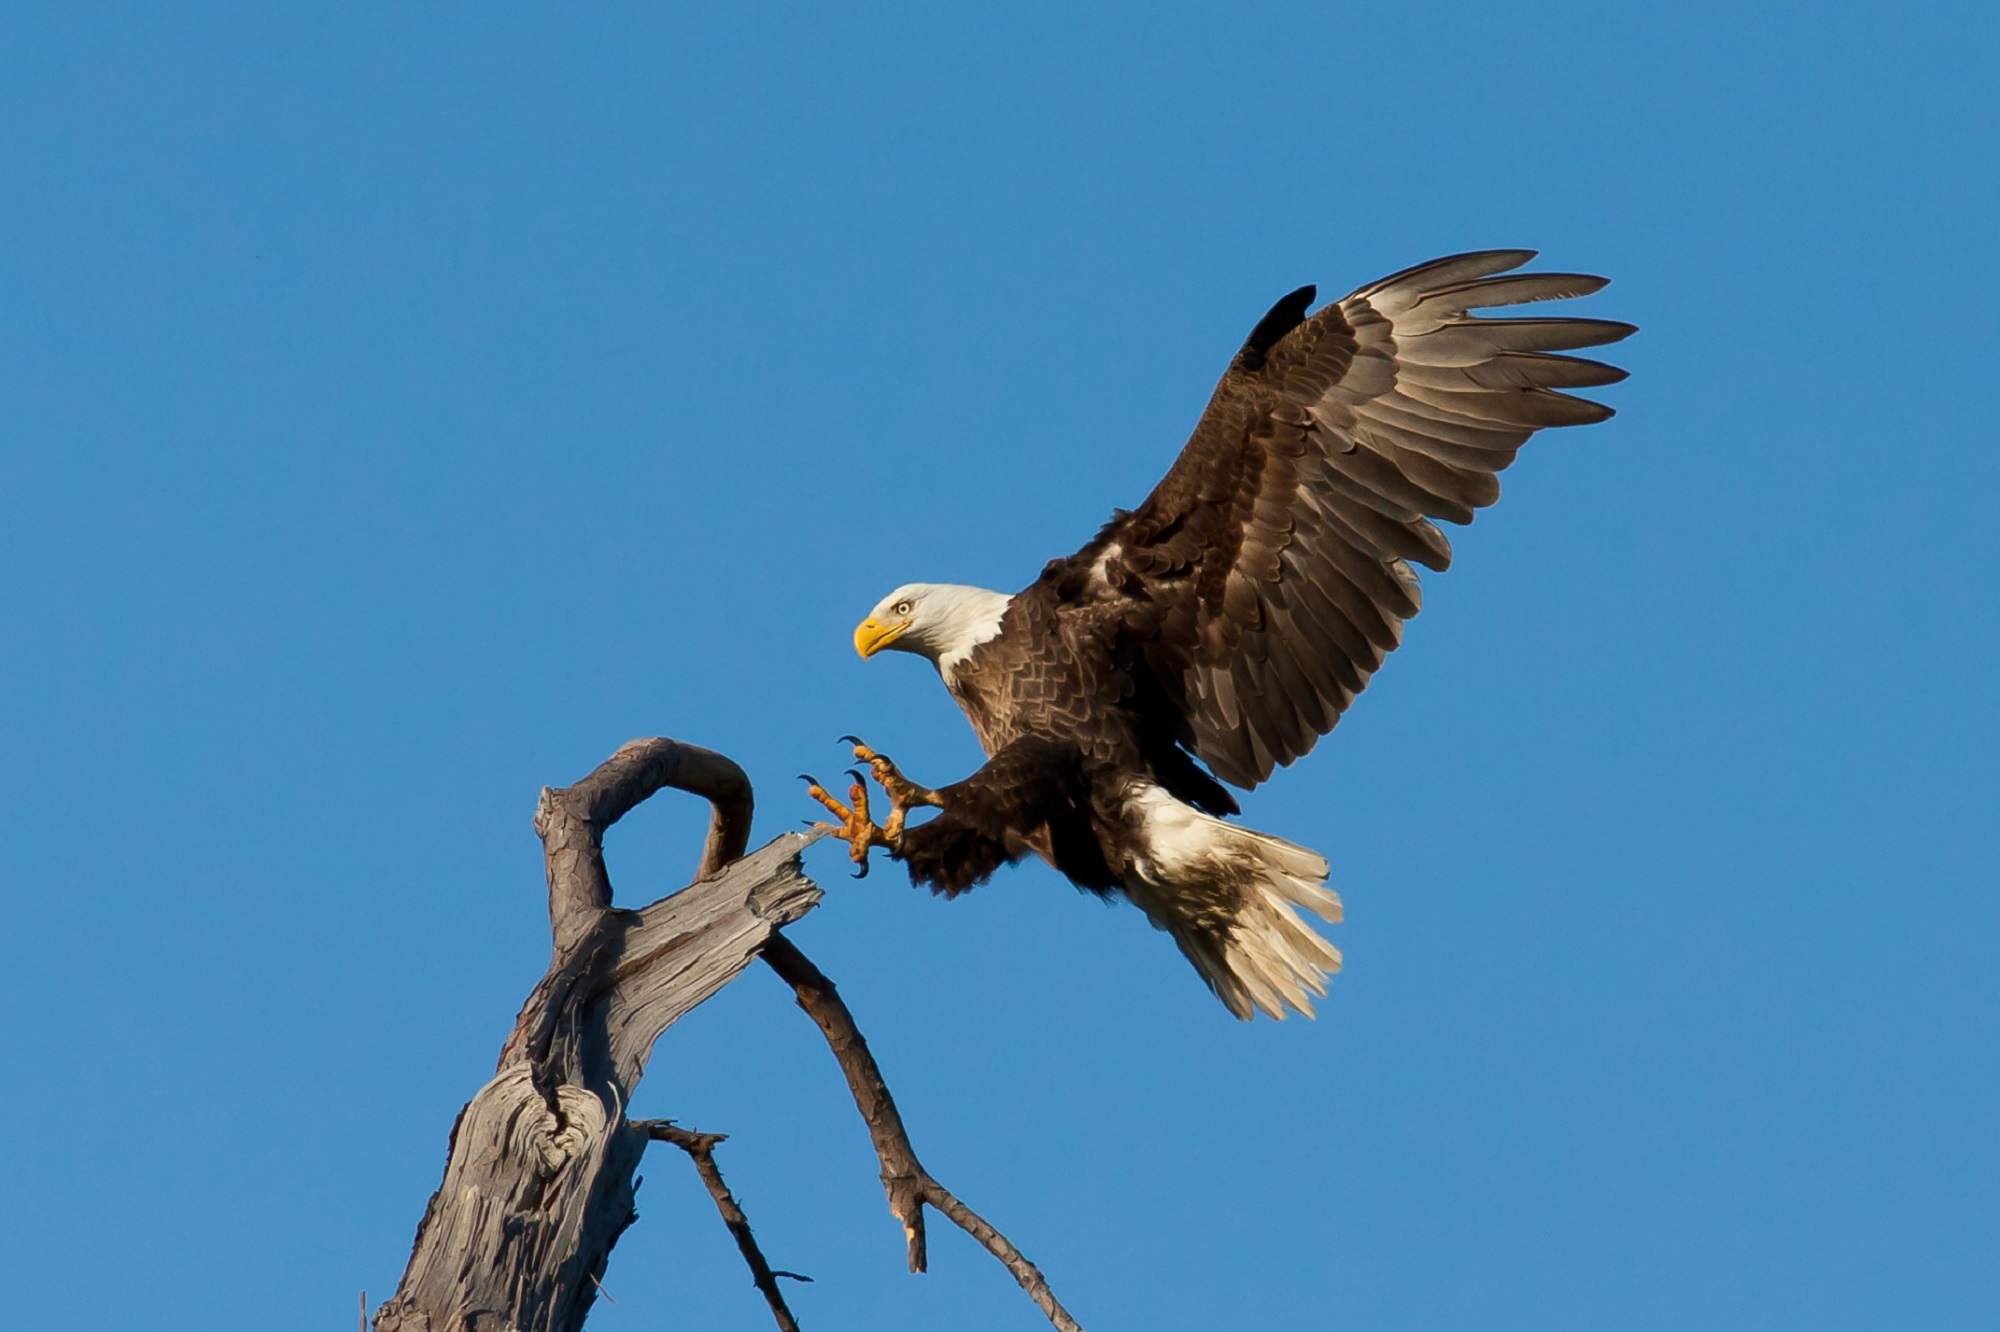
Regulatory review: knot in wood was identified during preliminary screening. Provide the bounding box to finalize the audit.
[529,1083,604,1177]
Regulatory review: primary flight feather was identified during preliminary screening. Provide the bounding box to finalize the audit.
[807,250,1633,1019]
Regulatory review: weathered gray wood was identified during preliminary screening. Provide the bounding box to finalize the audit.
[374,740,820,1332]
[376,735,1085,1332]
[531,738,758,959]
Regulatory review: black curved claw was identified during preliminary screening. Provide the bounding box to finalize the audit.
[798,773,819,786]
[838,734,863,747]
[845,768,867,787]
[852,858,870,880]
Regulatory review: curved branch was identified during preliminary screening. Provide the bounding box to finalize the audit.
[761,934,1083,1332]
[533,738,755,955]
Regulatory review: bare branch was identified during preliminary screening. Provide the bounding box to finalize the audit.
[533,738,756,955]
[919,1178,1076,1332]
[644,1121,805,1332]
[758,934,930,1267]
[498,832,818,1084]
[760,934,1084,1332]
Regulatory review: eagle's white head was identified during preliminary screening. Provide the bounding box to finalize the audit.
[854,582,1011,671]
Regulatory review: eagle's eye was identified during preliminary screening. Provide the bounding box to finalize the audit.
[895,600,913,617]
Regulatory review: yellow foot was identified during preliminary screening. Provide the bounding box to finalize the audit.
[801,739,945,876]
[838,736,943,840]
[799,768,894,877]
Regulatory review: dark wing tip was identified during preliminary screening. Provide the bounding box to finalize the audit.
[1237,284,1318,369]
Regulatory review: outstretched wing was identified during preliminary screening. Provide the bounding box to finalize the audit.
[1074,250,1634,788]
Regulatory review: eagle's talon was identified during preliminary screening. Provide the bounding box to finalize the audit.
[805,741,946,873]
[800,760,897,873]
[838,736,944,841]
[799,773,854,822]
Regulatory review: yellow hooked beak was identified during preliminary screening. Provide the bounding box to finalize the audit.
[854,616,909,659]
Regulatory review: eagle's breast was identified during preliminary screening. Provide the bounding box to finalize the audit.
[942,580,1142,766]
[942,647,1009,756]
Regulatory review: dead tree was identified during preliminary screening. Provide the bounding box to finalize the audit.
[372,738,1082,1332]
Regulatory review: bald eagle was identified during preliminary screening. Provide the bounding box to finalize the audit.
[806,251,1632,1019]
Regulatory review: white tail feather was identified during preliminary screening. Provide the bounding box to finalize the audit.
[1122,787,1342,1020]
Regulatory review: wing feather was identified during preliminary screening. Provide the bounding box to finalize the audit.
[1052,251,1631,787]
[1404,350,1629,392]
[1309,480,1456,570]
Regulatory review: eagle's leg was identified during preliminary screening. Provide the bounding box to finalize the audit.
[840,736,943,841]
[800,769,894,876]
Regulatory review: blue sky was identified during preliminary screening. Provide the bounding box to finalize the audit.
[3,3,1996,1328]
